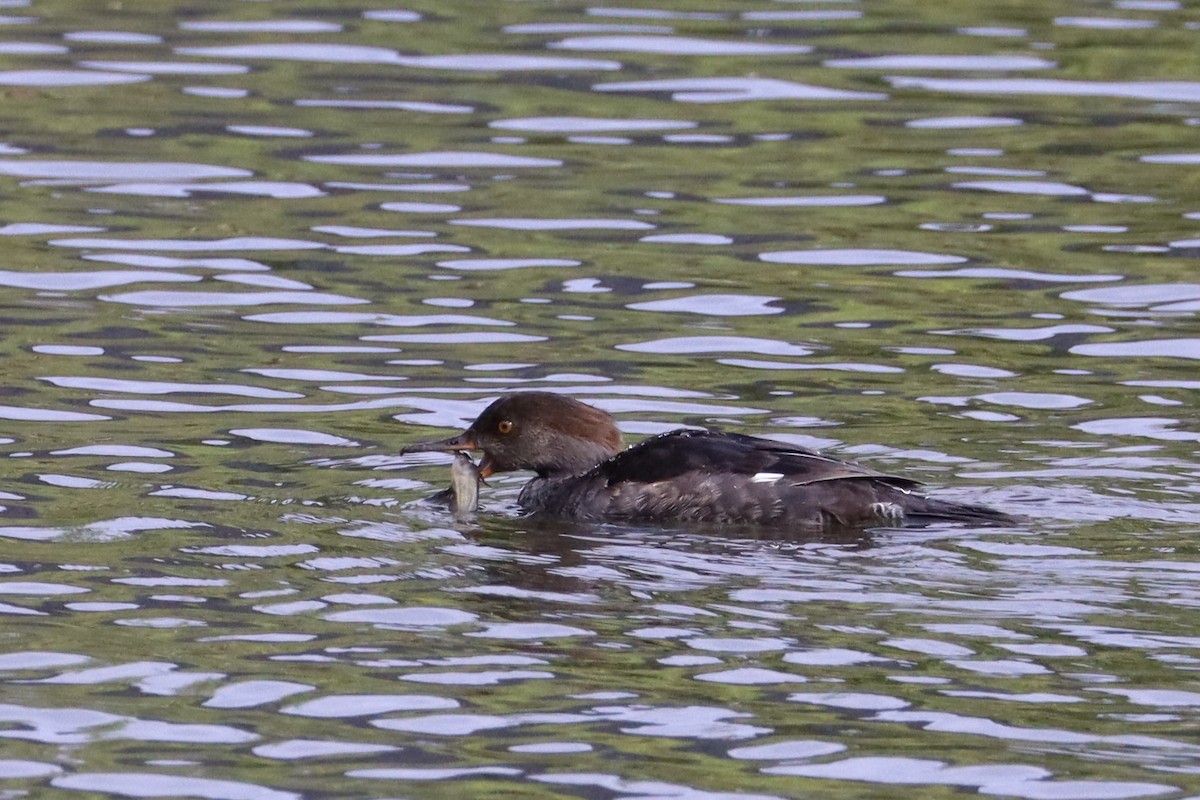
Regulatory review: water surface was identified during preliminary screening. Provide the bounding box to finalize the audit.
[1,1,1199,798]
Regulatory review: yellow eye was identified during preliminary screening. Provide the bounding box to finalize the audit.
[497,420,513,434]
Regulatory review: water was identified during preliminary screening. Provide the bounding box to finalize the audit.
[0,1,1199,798]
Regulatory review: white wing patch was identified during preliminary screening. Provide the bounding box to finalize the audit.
[751,472,785,484]
[871,502,905,521]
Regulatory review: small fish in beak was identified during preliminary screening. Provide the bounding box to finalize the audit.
[449,451,481,520]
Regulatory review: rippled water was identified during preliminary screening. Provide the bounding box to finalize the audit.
[1,1,1199,798]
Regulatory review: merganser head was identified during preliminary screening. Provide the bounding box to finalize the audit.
[402,392,623,478]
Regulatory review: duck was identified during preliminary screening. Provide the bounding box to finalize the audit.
[401,391,1013,529]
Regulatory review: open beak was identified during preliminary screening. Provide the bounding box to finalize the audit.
[401,431,495,478]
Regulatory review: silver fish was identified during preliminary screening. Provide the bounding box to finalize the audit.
[449,451,481,519]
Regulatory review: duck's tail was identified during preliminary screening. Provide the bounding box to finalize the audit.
[900,494,1017,526]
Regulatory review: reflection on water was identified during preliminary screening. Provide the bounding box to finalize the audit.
[0,0,1198,798]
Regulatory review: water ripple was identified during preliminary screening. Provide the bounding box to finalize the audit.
[52,773,300,800]
[0,159,250,181]
[627,294,783,316]
[0,269,199,291]
[179,43,621,71]
[829,55,1054,70]
[0,69,150,86]
[761,249,965,266]
[550,35,811,56]
[595,77,887,103]
[77,60,248,75]
[180,20,344,33]
[53,236,326,251]
[307,151,562,168]
[889,76,1200,103]
[101,290,368,307]
[452,217,654,231]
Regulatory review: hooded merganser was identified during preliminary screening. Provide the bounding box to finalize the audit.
[402,391,1013,529]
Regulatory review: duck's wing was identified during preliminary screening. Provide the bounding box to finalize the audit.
[598,429,921,490]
